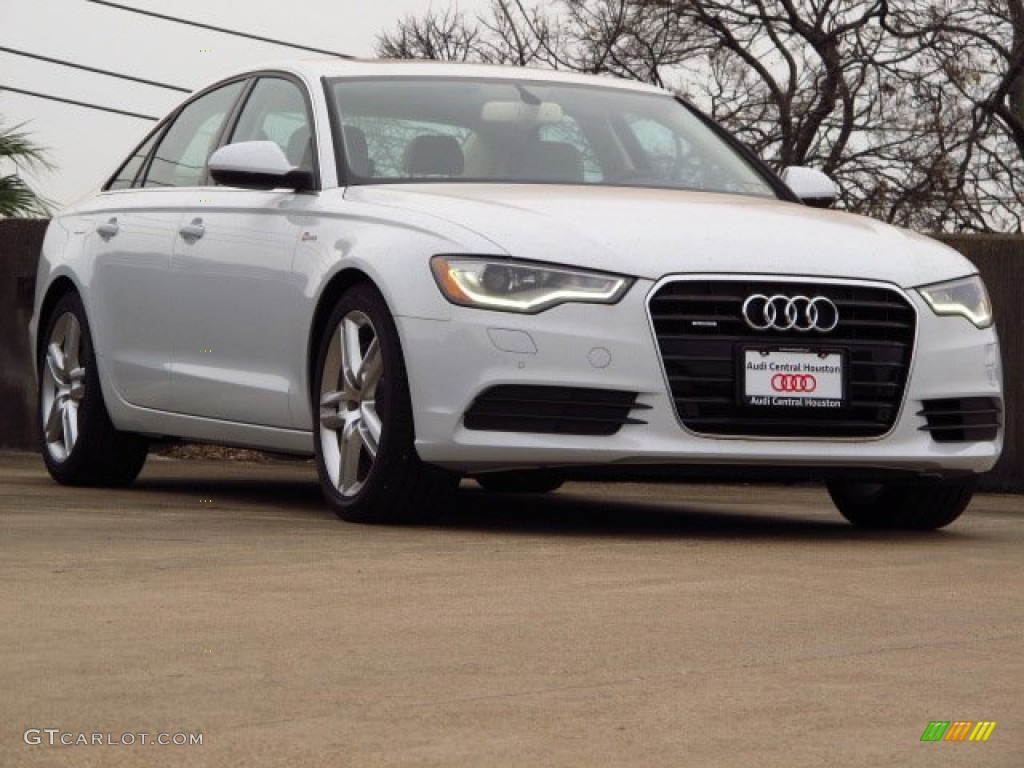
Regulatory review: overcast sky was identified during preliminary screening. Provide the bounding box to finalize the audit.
[1,0,489,209]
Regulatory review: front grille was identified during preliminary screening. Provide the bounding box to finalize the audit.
[464,385,649,436]
[649,280,916,438]
[919,398,1001,442]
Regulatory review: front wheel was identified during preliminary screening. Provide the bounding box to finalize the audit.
[826,478,976,530]
[38,292,148,486]
[313,284,456,523]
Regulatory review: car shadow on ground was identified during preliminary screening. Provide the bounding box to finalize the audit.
[436,486,974,543]
[130,470,975,544]
[133,474,328,516]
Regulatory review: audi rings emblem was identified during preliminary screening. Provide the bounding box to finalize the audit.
[741,294,840,333]
[772,373,818,393]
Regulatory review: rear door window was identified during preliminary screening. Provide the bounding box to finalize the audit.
[107,130,163,190]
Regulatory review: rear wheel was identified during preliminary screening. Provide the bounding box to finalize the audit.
[476,471,564,494]
[826,478,975,530]
[38,293,148,486]
[313,284,456,523]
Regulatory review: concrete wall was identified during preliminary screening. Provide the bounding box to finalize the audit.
[1,219,1021,488]
[0,219,46,452]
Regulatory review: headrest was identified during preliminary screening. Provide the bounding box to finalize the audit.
[519,141,584,182]
[343,125,373,177]
[286,126,311,169]
[404,135,464,177]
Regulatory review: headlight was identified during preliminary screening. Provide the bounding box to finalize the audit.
[430,256,633,313]
[917,275,994,329]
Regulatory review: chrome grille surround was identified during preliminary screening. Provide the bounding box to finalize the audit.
[647,277,918,439]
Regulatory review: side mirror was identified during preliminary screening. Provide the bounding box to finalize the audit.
[208,141,313,191]
[780,166,838,209]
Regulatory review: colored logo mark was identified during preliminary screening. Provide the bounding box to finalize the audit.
[920,721,996,742]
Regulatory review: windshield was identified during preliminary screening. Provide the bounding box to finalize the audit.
[327,77,778,198]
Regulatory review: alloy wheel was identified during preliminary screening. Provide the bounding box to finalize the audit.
[40,312,86,462]
[318,310,384,497]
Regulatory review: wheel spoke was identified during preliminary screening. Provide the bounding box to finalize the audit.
[46,343,67,387]
[359,406,381,458]
[340,317,363,394]
[65,401,79,451]
[61,403,75,456]
[320,390,345,408]
[357,337,382,392]
[63,316,82,371]
[45,398,63,443]
[339,419,364,493]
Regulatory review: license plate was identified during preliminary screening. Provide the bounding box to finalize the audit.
[743,349,844,408]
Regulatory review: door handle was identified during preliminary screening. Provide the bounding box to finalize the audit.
[179,218,205,241]
[96,218,119,239]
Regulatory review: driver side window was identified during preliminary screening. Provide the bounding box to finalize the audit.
[142,81,245,188]
[228,77,314,172]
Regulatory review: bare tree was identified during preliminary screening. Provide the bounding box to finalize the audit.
[878,0,1024,230]
[377,8,485,62]
[881,1,1024,155]
[376,0,1024,232]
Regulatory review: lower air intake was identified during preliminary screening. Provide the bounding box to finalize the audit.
[919,398,1002,443]
[464,385,648,436]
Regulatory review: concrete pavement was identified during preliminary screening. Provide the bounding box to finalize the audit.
[1,451,1021,767]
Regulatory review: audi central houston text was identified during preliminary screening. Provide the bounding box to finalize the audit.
[30,59,1003,528]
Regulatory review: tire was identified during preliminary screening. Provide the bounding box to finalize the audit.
[38,292,148,487]
[313,283,457,523]
[826,477,976,530]
[476,471,564,494]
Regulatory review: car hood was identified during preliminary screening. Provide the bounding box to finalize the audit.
[345,184,973,288]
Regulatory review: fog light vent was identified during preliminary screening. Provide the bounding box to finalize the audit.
[464,385,648,436]
[919,397,1001,443]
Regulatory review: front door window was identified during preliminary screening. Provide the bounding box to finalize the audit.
[143,81,245,188]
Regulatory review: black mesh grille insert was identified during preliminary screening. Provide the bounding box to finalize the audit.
[919,398,1001,443]
[649,280,916,438]
[464,385,648,436]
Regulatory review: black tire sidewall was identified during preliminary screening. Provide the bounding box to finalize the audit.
[827,478,975,530]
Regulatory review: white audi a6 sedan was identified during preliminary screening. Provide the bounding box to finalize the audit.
[31,59,1003,528]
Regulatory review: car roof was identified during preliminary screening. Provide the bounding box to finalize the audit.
[219,57,669,96]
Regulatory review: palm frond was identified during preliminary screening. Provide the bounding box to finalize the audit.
[0,120,53,170]
[0,118,54,216]
[0,174,50,217]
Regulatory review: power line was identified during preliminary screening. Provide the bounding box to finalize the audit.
[0,84,159,121]
[0,45,190,93]
[85,0,354,59]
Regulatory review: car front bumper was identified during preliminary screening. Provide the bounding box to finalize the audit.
[398,275,1003,477]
